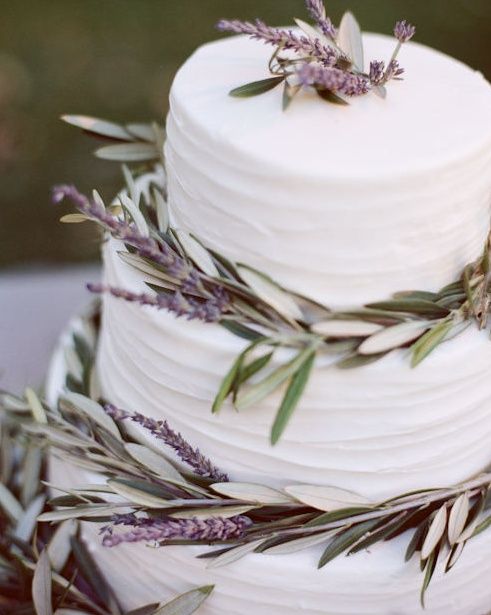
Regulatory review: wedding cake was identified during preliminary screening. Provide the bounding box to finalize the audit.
[44,3,491,615]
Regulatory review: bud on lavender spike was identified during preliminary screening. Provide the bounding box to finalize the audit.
[394,20,416,43]
[104,403,229,482]
[101,515,252,548]
[305,0,337,38]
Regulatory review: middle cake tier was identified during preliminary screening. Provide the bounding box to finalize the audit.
[97,237,491,501]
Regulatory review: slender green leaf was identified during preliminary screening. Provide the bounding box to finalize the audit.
[318,519,380,568]
[95,143,159,162]
[316,89,349,105]
[32,549,53,615]
[337,11,364,70]
[61,115,133,141]
[421,548,439,608]
[152,586,213,615]
[411,320,453,367]
[230,77,285,98]
[271,350,315,444]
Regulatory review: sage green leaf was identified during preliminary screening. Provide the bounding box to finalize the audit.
[220,320,264,341]
[306,506,373,527]
[169,505,255,520]
[236,345,317,410]
[38,504,124,522]
[108,480,171,508]
[175,230,218,277]
[0,483,23,521]
[366,299,449,318]
[337,11,364,71]
[62,393,120,439]
[230,77,285,98]
[264,530,334,555]
[421,505,447,560]
[312,320,382,338]
[61,115,133,141]
[348,510,418,555]
[270,350,315,444]
[405,520,428,561]
[95,142,159,162]
[285,484,371,512]
[448,493,470,545]
[237,265,303,321]
[120,193,149,237]
[316,89,349,105]
[211,482,293,505]
[126,123,156,142]
[32,549,53,615]
[411,320,453,367]
[336,353,386,369]
[318,519,379,568]
[471,513,491,538]
[237,352,274,387]
[207,540,263,569]
[358,321,430,355]
[0,391,30,411]
[124,443,183,481]
[445,541,465,572]
[25,387,48,424]
[118,252,176,285]
[152,585,213,615]
[60,214,90,224]
[47,519,77,572]
[153,188,169,233]
[282,80,301,111]
[421,548,439,608]
[15,494,46,542]
[294,18,325,43]
[21,444,43,506]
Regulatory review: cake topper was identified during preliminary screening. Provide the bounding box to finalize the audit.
[217,0,415,109]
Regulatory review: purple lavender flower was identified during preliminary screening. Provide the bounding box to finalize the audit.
[305,0,337,38]
[297,63,369,97]
[217,19,337,66]
[104,403,229,482]
[394,20,416,43]
[87,283,229,324]
[53,185,181,272]
[101,514,252,547]
[369,60,385,86]
[385,59,405,81]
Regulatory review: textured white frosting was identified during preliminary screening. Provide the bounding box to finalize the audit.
[165,33,491,307]
[47,323,491,615]
[97,238,491,501]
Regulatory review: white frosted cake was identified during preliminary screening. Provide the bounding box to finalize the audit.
[48,9,491,615]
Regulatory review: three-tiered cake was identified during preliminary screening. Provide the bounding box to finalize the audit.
[49,9,491,615]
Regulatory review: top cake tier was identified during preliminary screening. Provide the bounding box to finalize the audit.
[165,32,491,308]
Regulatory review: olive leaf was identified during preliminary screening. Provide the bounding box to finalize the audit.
[32,549,53,615]
[61,115,133,141]
[358,320,430,355]
[421,505,447,560]
[175,230,219,277]
[284,485,371,512]
[318,519,380,568]
[211,482,293,505]
[447,493,470,545]
[152,585,214,615]
[230,77,285,98]
[337,11,364,71]
[206,540,264,569]
[411,320,453,367]
[95,142,159,162]
[270,349,315,444]
[312,319,382,338]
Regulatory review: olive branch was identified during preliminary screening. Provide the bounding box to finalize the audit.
[56,114,491,445]
[2,312,491,607]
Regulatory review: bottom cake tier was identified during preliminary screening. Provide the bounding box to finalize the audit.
[46,314,491,615]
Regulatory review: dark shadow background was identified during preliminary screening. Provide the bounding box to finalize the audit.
[1,0,490,269]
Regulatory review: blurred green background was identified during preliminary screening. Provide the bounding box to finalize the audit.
[1,0,490,269]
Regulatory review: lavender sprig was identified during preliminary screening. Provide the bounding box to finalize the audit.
[394,20,416,43]
[217,19,337,67]
[305,0,337,39]
[52,185,183,272]
[297,64,369,96]
[87,283,229,323]
[101,514,251,547]
[105,404,229,482]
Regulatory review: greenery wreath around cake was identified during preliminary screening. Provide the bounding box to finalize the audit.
[3,107,491,613]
